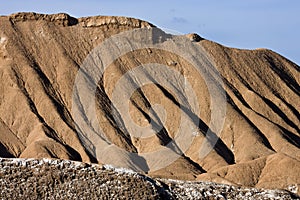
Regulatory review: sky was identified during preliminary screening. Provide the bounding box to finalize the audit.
[1,0,299,65]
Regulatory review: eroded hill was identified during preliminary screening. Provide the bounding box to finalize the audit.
[0,12,299,195]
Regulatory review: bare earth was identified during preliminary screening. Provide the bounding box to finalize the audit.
[0,12,299,198]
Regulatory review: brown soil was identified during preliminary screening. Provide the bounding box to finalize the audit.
[0,12,299,195]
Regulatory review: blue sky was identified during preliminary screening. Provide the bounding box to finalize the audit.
[1,0,299,65]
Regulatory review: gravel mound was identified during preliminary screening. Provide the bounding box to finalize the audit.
[0,158,298,199]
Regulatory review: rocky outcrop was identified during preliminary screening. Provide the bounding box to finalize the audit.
[8,12,79,26]
[0,158,298,199]
[8,12,154,28]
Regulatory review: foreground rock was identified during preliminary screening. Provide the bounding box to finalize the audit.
[0,158,298,199]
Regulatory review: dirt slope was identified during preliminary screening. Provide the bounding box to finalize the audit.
[0,12,299,194]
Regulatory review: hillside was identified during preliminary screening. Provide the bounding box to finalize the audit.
[0,12,299,197]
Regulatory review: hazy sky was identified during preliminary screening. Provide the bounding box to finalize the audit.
[1,0,299,65]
